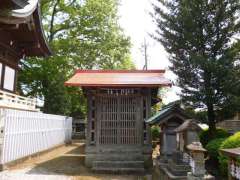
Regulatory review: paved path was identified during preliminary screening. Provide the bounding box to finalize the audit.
[0,142,145,180]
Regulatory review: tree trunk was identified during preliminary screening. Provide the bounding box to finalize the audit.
[204,70,216,139]
[207,103,216,139]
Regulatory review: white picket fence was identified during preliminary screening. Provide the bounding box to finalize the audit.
[0,108,72,164]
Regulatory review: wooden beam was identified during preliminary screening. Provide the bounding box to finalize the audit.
[0,23,19,30]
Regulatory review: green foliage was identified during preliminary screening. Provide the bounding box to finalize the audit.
[221,132,240,149]
[219,132,240,176]
[115,55,136,70]
[152,0,240,137]
[206,138,226,161]
[184,108,208,124]
[151,89,166,116]
[151,126,160,141]
[199,128,229,147]
[18,0,134,116]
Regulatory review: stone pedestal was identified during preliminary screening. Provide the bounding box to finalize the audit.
[189,153,205,176]
[169,151,191,176]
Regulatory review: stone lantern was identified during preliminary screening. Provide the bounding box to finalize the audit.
[187,142,207,179]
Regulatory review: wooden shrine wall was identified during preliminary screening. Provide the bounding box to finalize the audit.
[98,95,141,145]
[86,88,151,147]
[0,30,20,92]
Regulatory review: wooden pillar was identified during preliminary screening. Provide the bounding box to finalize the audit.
[146,88,152,145]
[160,125,165,155]
[86,89,97,146]
[86,93,91,146]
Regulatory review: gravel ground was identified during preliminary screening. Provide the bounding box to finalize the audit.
[0,141,146,180]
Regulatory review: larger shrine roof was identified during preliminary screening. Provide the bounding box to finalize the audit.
[65,70,172,87]
[0,0,51,57]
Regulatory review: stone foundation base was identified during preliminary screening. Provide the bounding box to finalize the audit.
[85,153,96,168]
[85,145,152,172]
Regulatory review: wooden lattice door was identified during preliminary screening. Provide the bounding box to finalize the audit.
[98,96,118,144]
[98,95,140,145]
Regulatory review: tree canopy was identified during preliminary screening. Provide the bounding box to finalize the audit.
[18,0,134,116]
[152,0,240,136]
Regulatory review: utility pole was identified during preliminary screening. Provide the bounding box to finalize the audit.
[142,38,148,70]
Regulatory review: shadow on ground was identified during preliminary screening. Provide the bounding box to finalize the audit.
[27,143,90,176]
[26,143,143,180]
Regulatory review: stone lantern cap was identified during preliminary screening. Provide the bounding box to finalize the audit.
[187,142,206,152]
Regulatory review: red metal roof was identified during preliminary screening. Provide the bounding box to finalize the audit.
[65,70,171,87]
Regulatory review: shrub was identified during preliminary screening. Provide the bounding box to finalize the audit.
[199,128,229,147]
[205,138,226,161]
[151,126,160,141]
[219,132,240,176]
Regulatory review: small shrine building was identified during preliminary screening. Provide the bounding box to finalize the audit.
[146,103,189,157]
[65,70,171,172]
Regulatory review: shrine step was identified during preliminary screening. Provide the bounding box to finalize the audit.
[96,153,144,161]
[168,161,191,172]
[92,160,145,173]
[92,167,145,174]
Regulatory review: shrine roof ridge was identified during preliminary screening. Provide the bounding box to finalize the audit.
[74,69,166,74]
